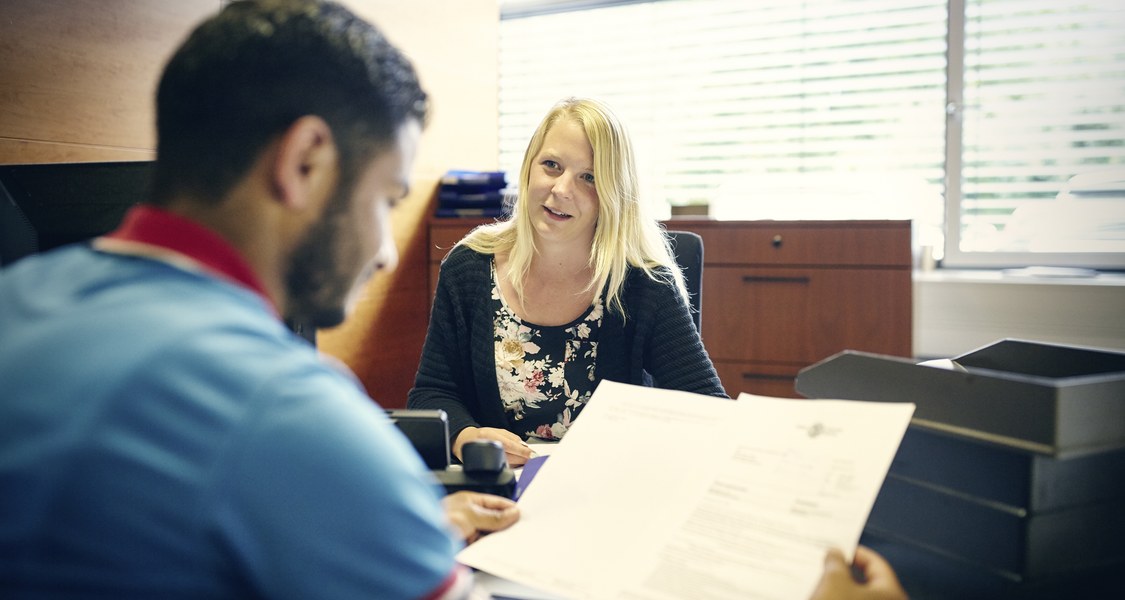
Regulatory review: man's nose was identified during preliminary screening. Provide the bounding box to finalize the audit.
[372,233,399,273]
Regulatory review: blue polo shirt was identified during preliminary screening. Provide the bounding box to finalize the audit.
[0,207,462,598]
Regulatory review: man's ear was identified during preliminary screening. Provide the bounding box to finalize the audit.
[271,115,339,211]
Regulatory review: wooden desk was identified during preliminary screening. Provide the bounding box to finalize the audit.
[427,218,913,398]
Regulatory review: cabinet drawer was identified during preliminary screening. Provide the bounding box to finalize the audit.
[711,360,801,398]
[712,361,801,399]
[693,222,911,267]
[700,266,911,364]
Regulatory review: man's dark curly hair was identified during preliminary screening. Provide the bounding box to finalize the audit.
[152,0,428,204]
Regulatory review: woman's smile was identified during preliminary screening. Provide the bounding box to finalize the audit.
[543,205,571,220]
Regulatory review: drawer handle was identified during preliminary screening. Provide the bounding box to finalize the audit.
[740,373,793,381]
[741,275,810,284]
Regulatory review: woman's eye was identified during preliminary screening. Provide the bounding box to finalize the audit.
[542,159,559,170]
[582,173,595,184]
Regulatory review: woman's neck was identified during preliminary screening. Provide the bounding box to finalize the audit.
[497,238,596,326]
[530,233,594,278]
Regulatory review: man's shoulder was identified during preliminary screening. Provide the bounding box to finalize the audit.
[46,252,342,408]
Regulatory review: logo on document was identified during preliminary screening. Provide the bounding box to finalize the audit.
[802,422,841,438]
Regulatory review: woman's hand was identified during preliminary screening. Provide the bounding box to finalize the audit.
[442,491,520,544]
[454,426,533,467]
[809,546,908,600]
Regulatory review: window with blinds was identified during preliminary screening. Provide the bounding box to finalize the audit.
[499,0,1125,269]
[950,0,1125,267]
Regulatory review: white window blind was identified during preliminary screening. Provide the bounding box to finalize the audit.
[949,0,1125,267]
[500,0,948,237]
[500,0,1125,269]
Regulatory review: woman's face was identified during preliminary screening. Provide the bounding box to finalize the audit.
[526,117,599,248]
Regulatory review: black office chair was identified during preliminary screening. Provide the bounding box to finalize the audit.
[666,230,704,332]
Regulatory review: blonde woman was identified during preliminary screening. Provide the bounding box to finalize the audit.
[408,98,726,466]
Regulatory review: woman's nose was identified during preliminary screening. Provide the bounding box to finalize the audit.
[552,173,575,199]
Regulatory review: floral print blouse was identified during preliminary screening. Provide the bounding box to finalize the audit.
[491,261,604,441]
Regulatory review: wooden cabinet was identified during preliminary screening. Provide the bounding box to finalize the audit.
[673,219,913,398]
[428,218,485,297]
[427,218,913,398]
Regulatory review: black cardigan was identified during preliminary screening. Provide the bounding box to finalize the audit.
[407,245,728,444]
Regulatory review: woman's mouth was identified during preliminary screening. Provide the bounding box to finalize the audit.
[544,206,571,220]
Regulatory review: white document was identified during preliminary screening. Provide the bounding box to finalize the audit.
[458,380,914,600]
[472,570,569,600]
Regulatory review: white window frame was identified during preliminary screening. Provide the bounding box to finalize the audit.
[943,0,1125,269]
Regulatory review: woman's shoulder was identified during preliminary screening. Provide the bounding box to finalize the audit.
[623,263,678,294]
[436,244,493,300]
[441,243,490,270]
[613,265,682,321]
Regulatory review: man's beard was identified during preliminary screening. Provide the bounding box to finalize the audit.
[284,188,360,330]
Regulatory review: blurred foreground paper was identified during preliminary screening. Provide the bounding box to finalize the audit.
[458,380,914,600]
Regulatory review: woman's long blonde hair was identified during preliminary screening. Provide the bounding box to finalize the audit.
[459,97,686,318]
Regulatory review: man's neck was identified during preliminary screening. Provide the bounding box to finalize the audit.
[99,204,281,316]
[161,193,290,315]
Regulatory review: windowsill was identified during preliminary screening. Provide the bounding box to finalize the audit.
[914,268,1125,287]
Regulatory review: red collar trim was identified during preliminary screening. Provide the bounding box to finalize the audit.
[99,205,278,315]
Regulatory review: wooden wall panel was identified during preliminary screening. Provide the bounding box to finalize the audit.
[315,1,500,408]
[0,139,154,164]
[0,0,500,409]
[0,0,219,163]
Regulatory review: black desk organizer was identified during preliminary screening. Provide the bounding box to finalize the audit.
[797,339,1125,598]
[388,408,516,499]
